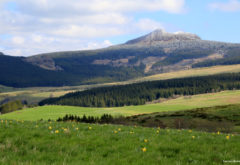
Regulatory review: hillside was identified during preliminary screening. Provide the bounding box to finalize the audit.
[39,72,240,107]
[114,104,240,133]
[52,104,240,133]
[1,30,240,87]
[0,54,84,87]
[2,64,240,106]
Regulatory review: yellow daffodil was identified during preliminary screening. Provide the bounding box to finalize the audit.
[226,135,230,140]
[142,147,147,152]
[156,130,160,134]
[144,139,148,143]
[114,130,118,134]
[75,127,79,131]
[217,131,220,135]
[192,136,195,139]
[55,130,59,134]
[118,128,121,131]
[88,127,92,130]
[48,126,52,130]
[189,130,192,133]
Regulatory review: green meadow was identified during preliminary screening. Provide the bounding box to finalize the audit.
[0,120,239,165]
[2,90,240,121]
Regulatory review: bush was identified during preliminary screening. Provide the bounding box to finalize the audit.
[0,100,24,114]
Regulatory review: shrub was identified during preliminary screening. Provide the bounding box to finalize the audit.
[0,100,24,114]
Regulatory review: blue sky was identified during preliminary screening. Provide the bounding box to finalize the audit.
[0,0,240,56]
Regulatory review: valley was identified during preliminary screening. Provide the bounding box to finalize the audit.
[2,64,240,105]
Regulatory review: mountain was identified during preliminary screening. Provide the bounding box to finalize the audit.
[126,29,201,44]
[1,29,240,87]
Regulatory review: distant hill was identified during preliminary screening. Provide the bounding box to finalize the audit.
[1,29,240,87]
[39,72,240,107]
[0,54,84,87]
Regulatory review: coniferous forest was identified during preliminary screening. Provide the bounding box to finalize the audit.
[39,72,240,107]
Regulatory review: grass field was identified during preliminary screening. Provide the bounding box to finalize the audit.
[0,120,239,164]
[1,64,240,105]
[2,90,240,121]
[140,64,240,81]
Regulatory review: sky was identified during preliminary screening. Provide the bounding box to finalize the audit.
[0,0,240,57]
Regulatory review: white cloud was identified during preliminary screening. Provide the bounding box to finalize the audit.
[209,0,240,12]
[12,36,25,45]
[15,0,185,15]
[0,0,186,56]
[53,25,124,38]
[31,34,43,43]
[5,49,23,56]
[0,34,113,56]
[135,19,165,31]
[86,40,113,49]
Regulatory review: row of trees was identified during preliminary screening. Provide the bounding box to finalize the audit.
[39,73,240,107]
[57,114,114,124]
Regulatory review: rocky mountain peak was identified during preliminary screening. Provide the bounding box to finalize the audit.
[125,29,201,45]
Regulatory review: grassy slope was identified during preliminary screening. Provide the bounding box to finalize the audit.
[2,64,240,105]
[0,120,239,164]
[141,64,240,81]
[118,104,240,133]
[2,90,240,121]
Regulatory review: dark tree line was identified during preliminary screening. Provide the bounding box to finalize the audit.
[57,114,114,124]
[39,72,240,107]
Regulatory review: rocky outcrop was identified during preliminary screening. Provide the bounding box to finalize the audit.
[24,56,63,71]
[125,29,201,45]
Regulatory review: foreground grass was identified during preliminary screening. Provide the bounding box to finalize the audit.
[0,120,239,165]
[2,90,240,121]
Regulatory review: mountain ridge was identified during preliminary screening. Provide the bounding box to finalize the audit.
[1,29,240,87]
